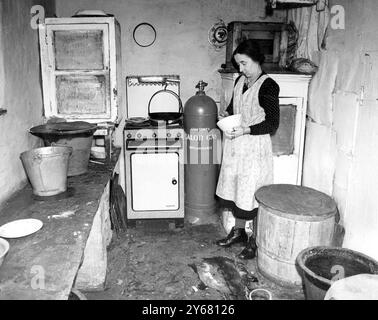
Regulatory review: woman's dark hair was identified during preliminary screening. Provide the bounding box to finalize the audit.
[232,39,265,66]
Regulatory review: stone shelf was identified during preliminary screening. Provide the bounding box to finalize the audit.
[0,148,120,300]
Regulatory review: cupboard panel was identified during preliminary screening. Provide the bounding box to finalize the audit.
[54,30,105,70]
[56,75,108,115]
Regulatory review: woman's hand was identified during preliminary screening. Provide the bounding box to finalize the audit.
[224,126,250,139]
[218,110,229,120]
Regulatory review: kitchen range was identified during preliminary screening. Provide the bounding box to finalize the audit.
[124,76,185,227]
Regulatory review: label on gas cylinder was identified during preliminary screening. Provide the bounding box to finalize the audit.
[185,128,222,165]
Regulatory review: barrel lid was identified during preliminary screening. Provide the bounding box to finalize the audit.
[255,184,337,218]
[30,121,98,136]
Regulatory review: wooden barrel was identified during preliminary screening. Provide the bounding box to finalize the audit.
[255,184,337,287]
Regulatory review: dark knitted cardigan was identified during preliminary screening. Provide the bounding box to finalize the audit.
[225,72,280,135]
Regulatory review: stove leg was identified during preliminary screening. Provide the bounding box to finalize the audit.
[175,218,184,229]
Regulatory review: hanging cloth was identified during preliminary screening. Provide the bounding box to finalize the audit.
[287,1,330,64]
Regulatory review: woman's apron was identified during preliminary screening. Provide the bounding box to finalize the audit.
[216,74,274,212]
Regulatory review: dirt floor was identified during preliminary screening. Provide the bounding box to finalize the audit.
[83,215,305,301]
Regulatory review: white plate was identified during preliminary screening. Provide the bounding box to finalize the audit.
[73,10,108,16]
[0,219,43,238]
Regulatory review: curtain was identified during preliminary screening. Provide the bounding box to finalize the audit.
[287,0,330,65]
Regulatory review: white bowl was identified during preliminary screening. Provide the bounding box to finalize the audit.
[217,114,242,132]
[0,238,10,267]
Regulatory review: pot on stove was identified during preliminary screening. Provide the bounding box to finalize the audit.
[148,88,183,123]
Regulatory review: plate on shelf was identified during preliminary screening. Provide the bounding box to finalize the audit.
[0,219,43,239]
[73,10,109,17]
[127,117,148,123]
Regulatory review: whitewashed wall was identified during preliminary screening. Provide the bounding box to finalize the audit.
[0,0,55,206]
[302,0,378,260]
[55,0,286,145]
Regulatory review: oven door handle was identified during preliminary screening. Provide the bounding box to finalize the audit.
[126,139,182,150]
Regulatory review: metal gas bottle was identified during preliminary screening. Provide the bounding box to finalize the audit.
[184,81,221,224]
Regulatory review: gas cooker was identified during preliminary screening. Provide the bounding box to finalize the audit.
[123,115,185,224]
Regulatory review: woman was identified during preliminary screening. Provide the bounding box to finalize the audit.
[216,39,280,259]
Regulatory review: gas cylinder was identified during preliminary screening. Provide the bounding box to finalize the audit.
[184,81,221,224]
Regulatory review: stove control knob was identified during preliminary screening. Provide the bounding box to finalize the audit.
[137,133,142,139]
[172,178,177,185]
[152,133,157,138]
[176,132,181,138]
[167,132,171,138]
[127,133,132,138]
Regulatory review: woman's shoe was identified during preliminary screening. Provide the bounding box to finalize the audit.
[216,227,248,247]
[237,235,257,259]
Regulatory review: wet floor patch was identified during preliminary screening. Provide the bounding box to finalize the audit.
[189,256,259,300]
[83,222,305,300]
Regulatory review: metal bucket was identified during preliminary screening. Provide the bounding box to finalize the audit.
[296,246,378,300]
[20,146,72,197]
[29,121,97,176]
[46,135,94,176]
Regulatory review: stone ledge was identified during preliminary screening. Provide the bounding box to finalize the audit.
[0,149,120,300]
[74,181,112,291]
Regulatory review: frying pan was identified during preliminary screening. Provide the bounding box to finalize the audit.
[148,89,183,122]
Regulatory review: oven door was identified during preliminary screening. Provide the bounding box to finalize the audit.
[130,152,179,211]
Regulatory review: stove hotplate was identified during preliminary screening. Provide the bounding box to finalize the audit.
[125,117,183,130]
[124,117,184,140]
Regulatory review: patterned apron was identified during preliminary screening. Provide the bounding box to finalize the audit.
[216,74,274,212]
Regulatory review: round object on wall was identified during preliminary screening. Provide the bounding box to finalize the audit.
[208,20,228,49]
[133,22,157,47]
